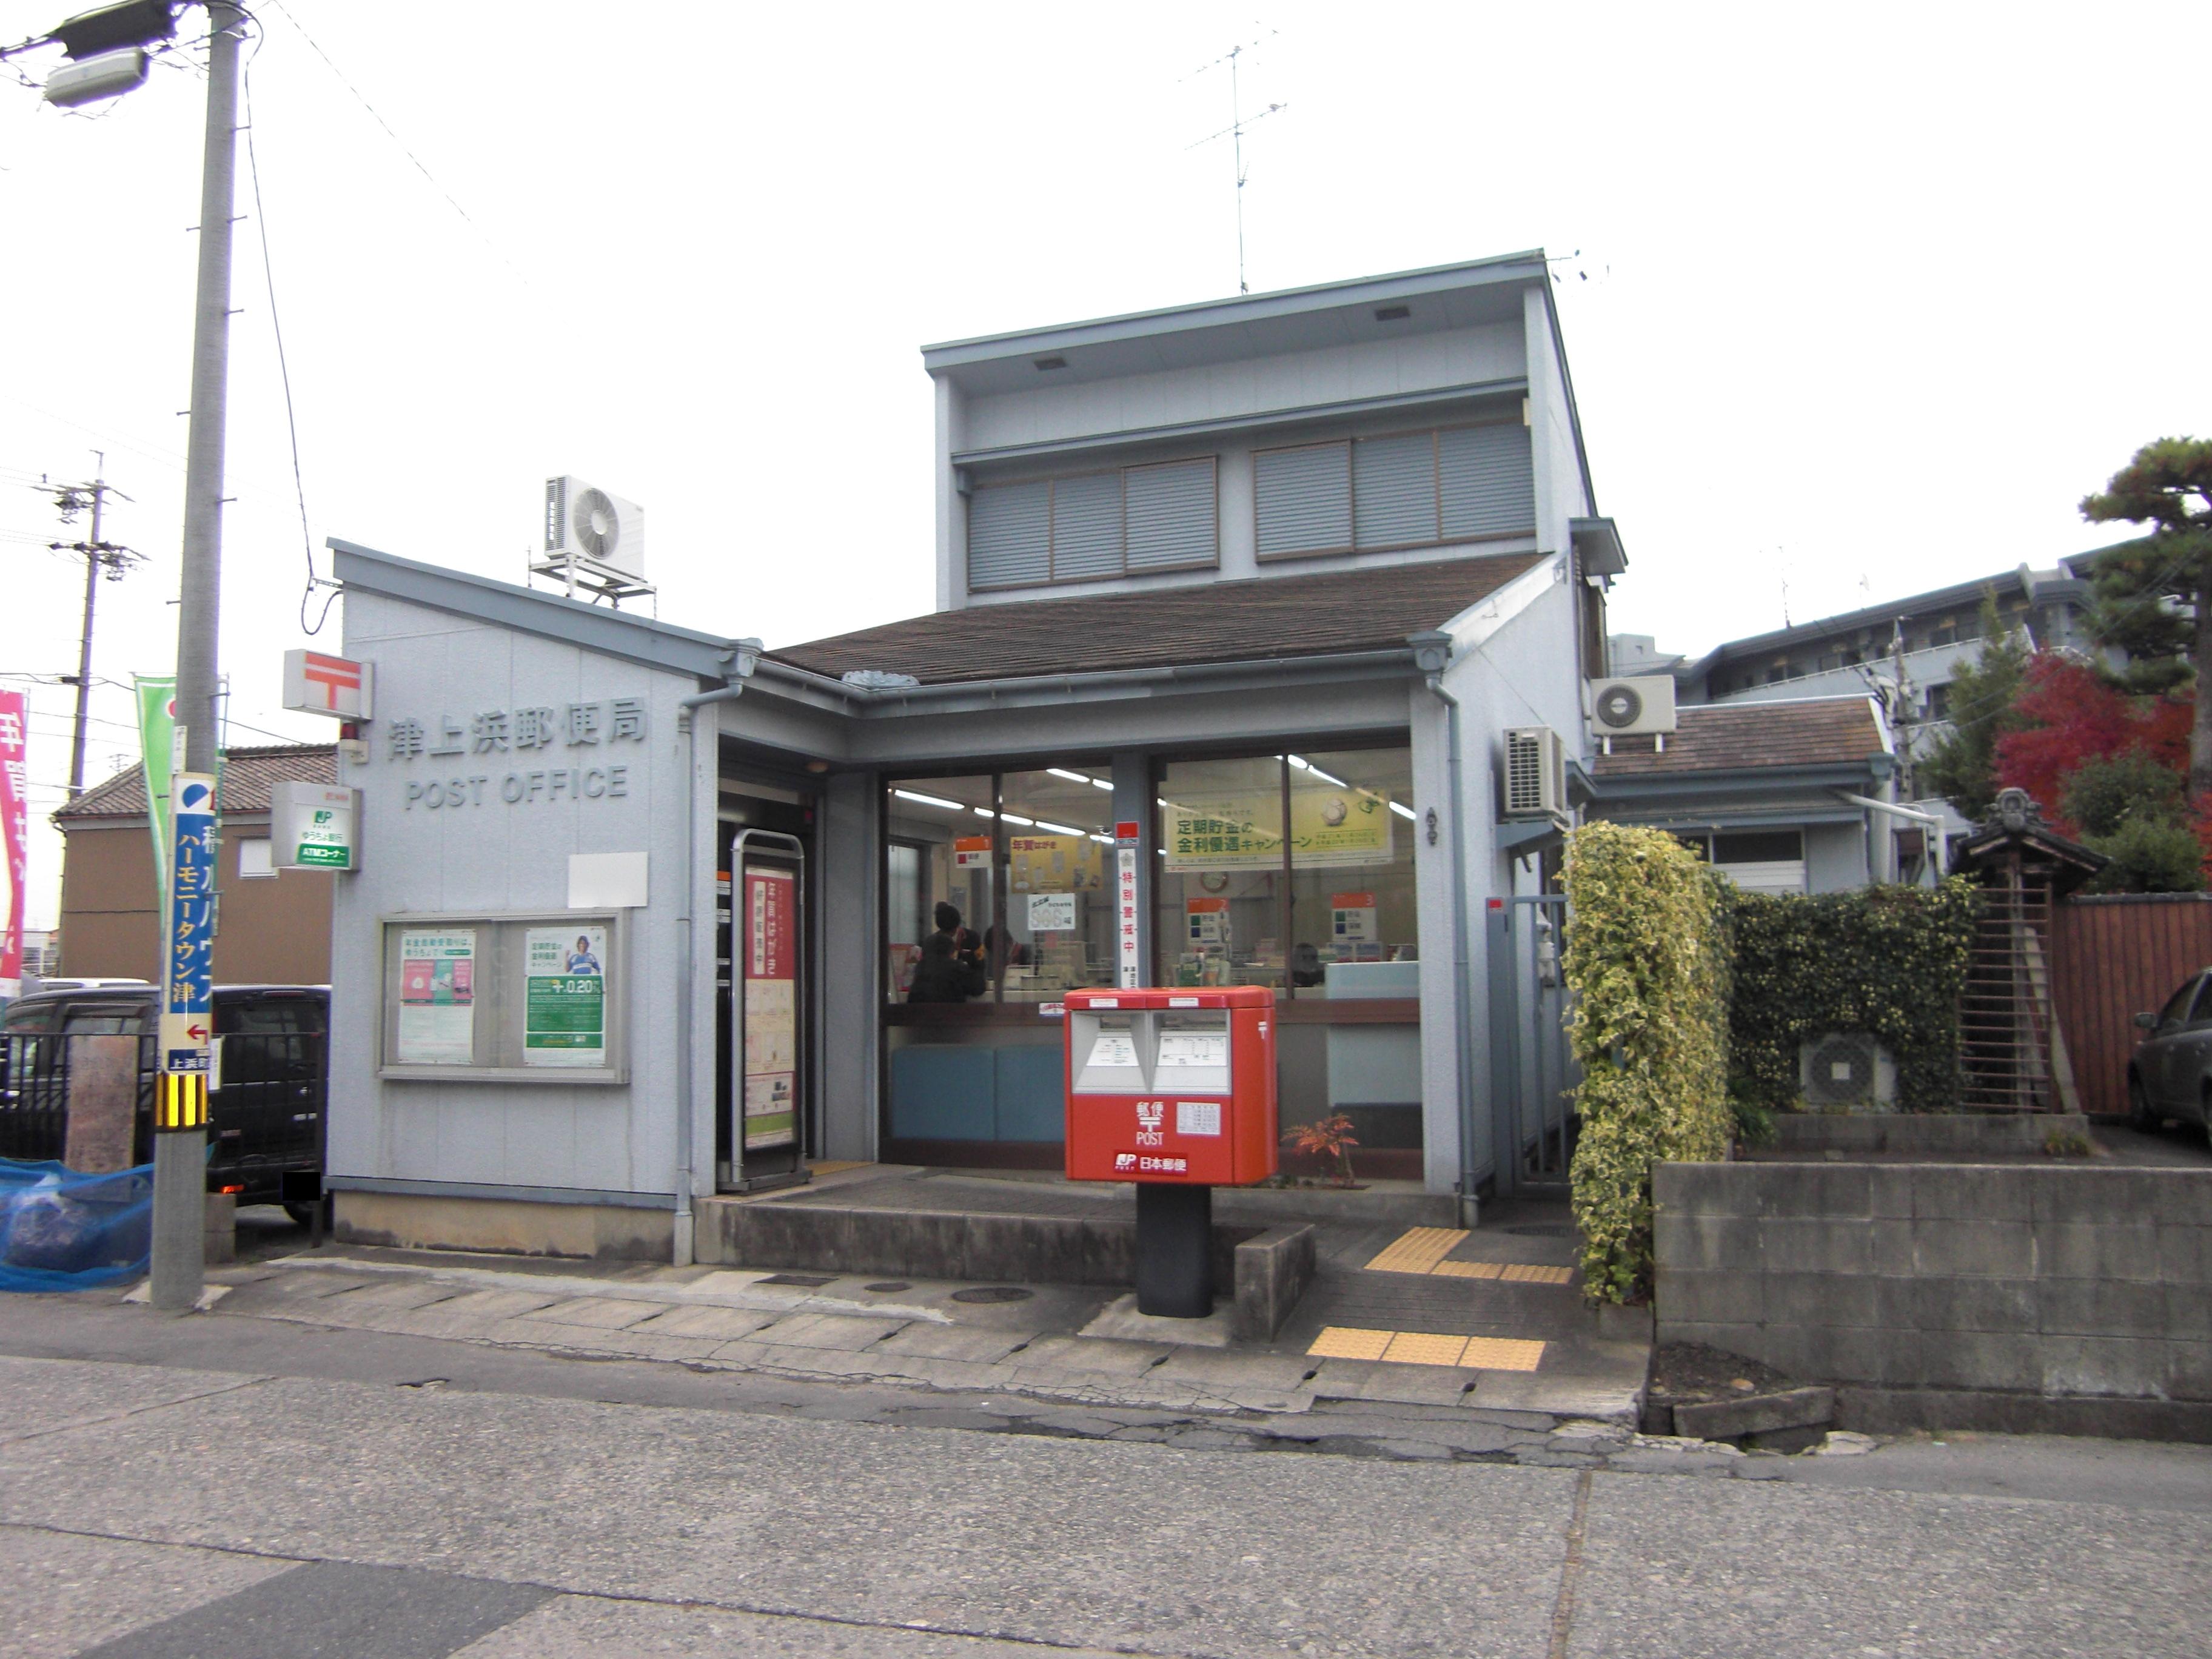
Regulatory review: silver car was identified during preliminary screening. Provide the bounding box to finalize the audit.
[2129,971,2212,1131]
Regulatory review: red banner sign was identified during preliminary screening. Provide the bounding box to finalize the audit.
[0,691,26,994]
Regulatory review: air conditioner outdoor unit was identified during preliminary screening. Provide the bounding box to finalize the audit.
[544,476,646,580]
[1503,726,1567,820]
[1799,1032,1898,1110]
[1588,675,1678,737]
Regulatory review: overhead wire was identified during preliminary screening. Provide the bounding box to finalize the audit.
[233,8,335,634]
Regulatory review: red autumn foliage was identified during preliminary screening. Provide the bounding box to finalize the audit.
[1992,654,2193,839]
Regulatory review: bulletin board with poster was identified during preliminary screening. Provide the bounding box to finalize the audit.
[377,911,627,1083]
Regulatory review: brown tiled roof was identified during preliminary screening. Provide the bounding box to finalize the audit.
[1592,698,1886,776]
[768,553,1545,686]
[54,743,338,822]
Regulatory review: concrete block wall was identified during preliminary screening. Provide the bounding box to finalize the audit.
[1655,1162,2212,1403]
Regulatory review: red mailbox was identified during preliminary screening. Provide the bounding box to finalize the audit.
[1063,986,1278,1185]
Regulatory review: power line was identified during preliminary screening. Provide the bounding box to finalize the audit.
[263,0,524,284]
[236,28,336,635]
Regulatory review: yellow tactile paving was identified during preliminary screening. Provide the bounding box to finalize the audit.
[1364,1228,1576,1285]
[1498,1263,1574,1285]
[807,1161,872,1176]
[1458,1336,1547,1372]
[1364,1227,1469,1275]
[1307,1326,1395,1361]
[1381,1330,1470,1367]
[1306,1326,1550,1372]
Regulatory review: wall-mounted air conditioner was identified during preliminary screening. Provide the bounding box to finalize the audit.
[544,476,646,580]
[1799,1033,1897,1109]
[1587,675,1678,737]
[1503,726,1567,820]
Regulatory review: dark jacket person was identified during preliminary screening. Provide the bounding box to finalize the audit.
[907,931,987,1004]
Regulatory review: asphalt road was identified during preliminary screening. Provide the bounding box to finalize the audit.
[3,1298,2209,1658]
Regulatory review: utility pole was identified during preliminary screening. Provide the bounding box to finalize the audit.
[52,457,141,799]
[149,0,241,1315]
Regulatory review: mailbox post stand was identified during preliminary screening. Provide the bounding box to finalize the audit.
[1065,985,1278,1322]
[1135,1182,1213,1318]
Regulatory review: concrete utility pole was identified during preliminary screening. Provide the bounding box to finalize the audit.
[150,1,241,1313]
[55,460,139,799]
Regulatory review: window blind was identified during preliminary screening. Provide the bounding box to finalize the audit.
[1254,443,1352,557]
[1353,432,1437,549]
[968,459,1217,591]
[1438,423,1534,540]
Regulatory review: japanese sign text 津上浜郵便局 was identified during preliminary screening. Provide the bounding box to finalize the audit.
[384,698,646,810]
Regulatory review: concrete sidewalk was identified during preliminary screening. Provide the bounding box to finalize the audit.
[190,1241,1647,1450]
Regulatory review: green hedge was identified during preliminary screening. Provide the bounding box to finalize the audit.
[1560,823,1733,1304]
[1723,878,1980,1121]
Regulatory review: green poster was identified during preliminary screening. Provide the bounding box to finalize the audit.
[134,677,175,914]
[524,925,606,1067]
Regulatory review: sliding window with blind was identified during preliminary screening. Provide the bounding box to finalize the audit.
[967,457,1218,591]
[1253,418,1534,561]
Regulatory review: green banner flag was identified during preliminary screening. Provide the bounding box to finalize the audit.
[134,677,175,915]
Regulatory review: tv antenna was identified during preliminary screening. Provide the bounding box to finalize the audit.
[1185,29,1287,295]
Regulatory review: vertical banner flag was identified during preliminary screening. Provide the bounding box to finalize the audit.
[0,690,27,999]
[1114,820,1142,989]
[158,773,216,1131]
[134,677,176,915]
[742,867,798,1150]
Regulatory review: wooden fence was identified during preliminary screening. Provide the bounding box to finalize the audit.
[2051,893,2212,1117]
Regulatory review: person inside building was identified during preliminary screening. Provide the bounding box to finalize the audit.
[908,903,987,1003]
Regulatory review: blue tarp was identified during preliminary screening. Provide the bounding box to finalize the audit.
[0,1157,153,1292]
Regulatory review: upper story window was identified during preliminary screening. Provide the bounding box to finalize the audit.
[1253,418,1533,561]
[968,457,1217,592]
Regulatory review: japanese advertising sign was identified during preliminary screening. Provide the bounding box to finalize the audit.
[0,691,24,999]
[1027,891,1077,933]
[742,868,797,1149]
[1008,833,1101,893]
[1116,848,1140,988]
[523,925,606,1067]
[158,774,216,1124]
[282,649,374,719]
[397,928,475,1064]
[1161,785,1394,872]
[272,781,358,871]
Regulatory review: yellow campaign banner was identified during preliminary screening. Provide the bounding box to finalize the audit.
[1162,786,1393,871]
[1008,833,1103,892]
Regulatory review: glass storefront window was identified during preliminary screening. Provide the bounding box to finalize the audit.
[996,769,1119,1000]
[1155,747,1416,996]
[885,776,996,1004]
[1285,747,1418,992]
[1155,755,1288,991]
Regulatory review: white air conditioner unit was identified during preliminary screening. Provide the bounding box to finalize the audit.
[1503,726,1567,820]
[1799,1032,1897,1110]
[1588,675,1678,737]
[544,476,646,580]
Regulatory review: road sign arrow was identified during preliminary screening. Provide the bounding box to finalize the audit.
[186,1022,208,1042]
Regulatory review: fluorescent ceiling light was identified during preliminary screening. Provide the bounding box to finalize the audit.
[1389,800,1416,821]
[893,789,964,811]
[974,806,995,817]
[1034,820,1085,836]
[1090,834,1113,844]
[1002,813,1036,826]
[1047,768,1094,786]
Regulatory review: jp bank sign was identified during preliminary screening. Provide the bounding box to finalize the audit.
[384,698,648,811]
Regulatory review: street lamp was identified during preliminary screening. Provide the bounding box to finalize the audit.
[15,0,239,1311]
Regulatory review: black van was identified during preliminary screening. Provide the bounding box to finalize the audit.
[0,984,326,1217]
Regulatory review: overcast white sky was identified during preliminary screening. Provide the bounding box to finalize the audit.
[3,2,2207,931]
